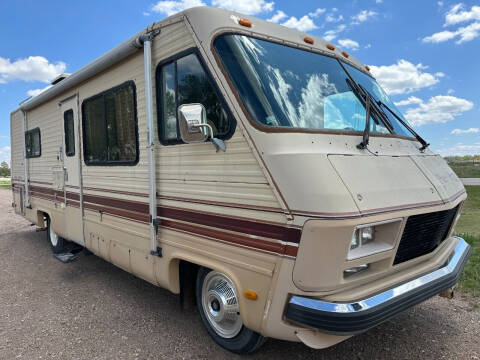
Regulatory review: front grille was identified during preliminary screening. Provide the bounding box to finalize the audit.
[393,205,459,265]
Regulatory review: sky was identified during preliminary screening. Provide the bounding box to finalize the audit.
[1,0,479,165]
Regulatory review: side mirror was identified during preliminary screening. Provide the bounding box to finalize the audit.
[178,103,226,152]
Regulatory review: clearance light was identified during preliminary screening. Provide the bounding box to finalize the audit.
[244,290,258,300]
[326,44,335,51]
[239,18,252,27]
[341,51,350,58]
[304,37,314,45]
[365,65,371,71]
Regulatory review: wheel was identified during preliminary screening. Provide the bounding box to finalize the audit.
[46,216,65,254]
[195,267,265,354]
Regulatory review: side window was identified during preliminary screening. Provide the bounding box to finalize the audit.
[156,52,234,145]
[64,109,75,156]
[25,128,41,158]
[82,81,138,165]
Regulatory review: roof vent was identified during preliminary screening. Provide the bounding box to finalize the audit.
[50,73,71,85]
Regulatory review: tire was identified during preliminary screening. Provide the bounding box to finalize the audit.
[46,216,65,254]
[195,267,265,354]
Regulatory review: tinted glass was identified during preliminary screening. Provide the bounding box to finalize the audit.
[64,110,75,156]
[25,128,41,158]
[214,35,412,136]
[84,96,106,162]
[83,82,138,165]
[162,63,177,141]
[157,53,232,144]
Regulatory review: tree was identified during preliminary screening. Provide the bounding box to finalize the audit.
[0,161,10,177]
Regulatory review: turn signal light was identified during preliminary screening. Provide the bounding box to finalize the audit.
[244,290,258,300]
[365,65,370,71]
[304,37,314,45]
[239,18,252,27]
[341,51,349,58]
[326,44,335,51]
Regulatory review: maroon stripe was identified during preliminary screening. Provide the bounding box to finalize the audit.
[161,219,290,255]
[158,206,301,243]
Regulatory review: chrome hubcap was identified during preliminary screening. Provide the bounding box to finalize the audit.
[49,224,58,247]
[202,271,242,338]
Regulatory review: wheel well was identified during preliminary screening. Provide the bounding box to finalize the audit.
[36,210,48,228]
[179,260,201,309]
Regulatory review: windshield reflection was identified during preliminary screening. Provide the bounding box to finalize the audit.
[214,35,411,137]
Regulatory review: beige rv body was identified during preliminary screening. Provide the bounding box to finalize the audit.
[10,7,468,349]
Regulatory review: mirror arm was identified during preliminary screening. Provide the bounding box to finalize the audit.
[192,124,226,152]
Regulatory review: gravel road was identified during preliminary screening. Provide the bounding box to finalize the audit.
[461,178,480,186]
[0,189,479,359]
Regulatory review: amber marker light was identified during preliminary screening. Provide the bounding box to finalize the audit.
[342,51,350,58]
[239,18,252,27]
[326,44,335,51]
[365,65,371,71]
[244,290,258,300]
[304,37,314,45]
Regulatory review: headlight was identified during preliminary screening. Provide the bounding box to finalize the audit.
[347,220,402,260]
[350,226,375,250]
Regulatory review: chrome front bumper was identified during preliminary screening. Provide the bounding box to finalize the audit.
[285,237,470,334]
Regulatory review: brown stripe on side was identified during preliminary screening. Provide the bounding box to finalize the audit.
[83,202,150,223]
[161,219,293,256]
[158,206,302,243]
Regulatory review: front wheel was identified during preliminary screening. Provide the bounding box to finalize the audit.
[46,216,65,254]
[195,267,265,354]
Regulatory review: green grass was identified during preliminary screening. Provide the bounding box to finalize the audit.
[449,163,480,178]
[455,186,480,297]
[0,179,11,190]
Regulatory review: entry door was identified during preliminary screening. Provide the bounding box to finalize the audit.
[60,97,84,245]
[61,98,80,188]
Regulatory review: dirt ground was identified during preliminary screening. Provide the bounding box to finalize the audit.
[0,189,479,359]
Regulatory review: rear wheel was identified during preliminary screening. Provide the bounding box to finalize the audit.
[195,267,265,354]
[46,216,65,254]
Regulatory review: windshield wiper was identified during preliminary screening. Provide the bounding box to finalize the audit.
[339,61,393,149]
[376,100,430,152]
[345,77,392,149]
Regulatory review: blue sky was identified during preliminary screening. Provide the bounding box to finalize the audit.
[1,0,479,164]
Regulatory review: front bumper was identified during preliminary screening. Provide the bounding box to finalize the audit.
[285,237,470,334]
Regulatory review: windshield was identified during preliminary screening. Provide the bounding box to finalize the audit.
[214,34,412,137]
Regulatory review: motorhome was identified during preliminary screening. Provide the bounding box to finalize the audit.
[10,6,470,354]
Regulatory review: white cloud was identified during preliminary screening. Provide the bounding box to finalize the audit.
[211,0,274,15]
[0,56,66,84]
[376,0,383,4]
[351,10,378,24]
[27,84,52,97]
[365,43,372,49]
[437,1,444,8]
[444,4,480,26]
[151,0,206,16]
[143,11,150,16]
[326,13,344,23]
[0,146,10,166]
[423,21,480,44]
[451,127,479,134]
[369,59,443,95]
[268,10,287,23]
[338,38,360,50]
[323,24,347,41]
[423,4,480,44]
[394,96,423,106]
[447,88,455,94]
[282,15,318,31]
[308,8,326,18]
[436,142,480,156]
[401,95,473,126]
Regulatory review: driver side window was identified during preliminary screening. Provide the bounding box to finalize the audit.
[156,52,234,145]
